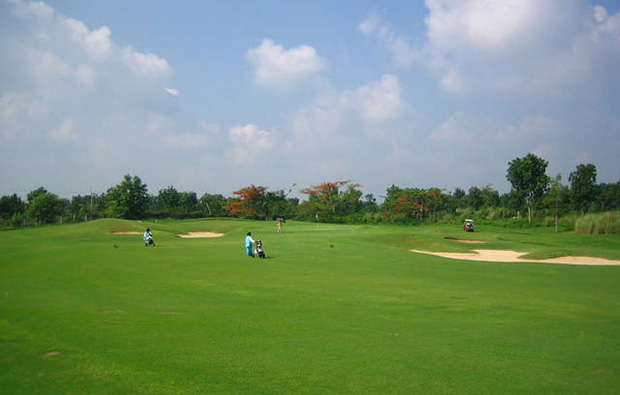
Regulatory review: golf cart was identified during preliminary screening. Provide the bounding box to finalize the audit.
[463,219,474,232]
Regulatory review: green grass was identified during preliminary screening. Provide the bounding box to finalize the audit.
[1,219,619,394]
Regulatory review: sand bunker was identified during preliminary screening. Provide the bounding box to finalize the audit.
[444,237,486,244]
[111,231,141,235]
[178,232,224,238]
[410,249,620,266]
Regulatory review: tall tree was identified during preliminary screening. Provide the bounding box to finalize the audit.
[106,175,149,219]
[569,163,597,216]
[506,153,550,223]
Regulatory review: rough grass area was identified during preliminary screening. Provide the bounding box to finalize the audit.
[1,219,619,394]
[575,211,620,234]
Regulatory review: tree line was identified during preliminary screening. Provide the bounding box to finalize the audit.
[1,154,619,228]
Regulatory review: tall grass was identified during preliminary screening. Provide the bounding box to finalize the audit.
[574,211,620,234]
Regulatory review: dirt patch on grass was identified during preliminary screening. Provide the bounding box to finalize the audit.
[410,249,620,266]
[444,237,486,244]
[43,351,61,358]
[178,232,224,238]
[111,231,141,235]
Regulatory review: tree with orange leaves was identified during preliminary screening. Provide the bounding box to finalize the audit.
[223,185,267,220]
[223,185,296,220]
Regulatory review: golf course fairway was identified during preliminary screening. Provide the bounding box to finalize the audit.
[1,218,619,394]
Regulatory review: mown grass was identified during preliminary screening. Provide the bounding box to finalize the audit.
[1,219,619,394]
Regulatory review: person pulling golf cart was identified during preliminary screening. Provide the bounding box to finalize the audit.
[144,228,155,246]
[463,219,474,232]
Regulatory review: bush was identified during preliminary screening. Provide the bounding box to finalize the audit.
[574,211,620,234]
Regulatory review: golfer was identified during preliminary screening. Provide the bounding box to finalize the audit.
[245,232,255,257]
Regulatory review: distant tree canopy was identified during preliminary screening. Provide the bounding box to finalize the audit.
[223,185,296,220]
[299,181,363,220]
[2,155,619,228]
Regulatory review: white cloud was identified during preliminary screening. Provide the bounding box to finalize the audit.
[0,92,47,139]
[358,11,419,66]
[228,124,275,165]
[165,88,180,96]
[9,0,54,20]
[341,74,403,121]
[122,47,172,77]
[246,39,326,86]
[423,0,620,95]
[64,18,112,59]
[425,0,536,50]
[47,118,77,141]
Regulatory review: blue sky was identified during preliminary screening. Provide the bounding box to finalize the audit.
[1,0,619,199]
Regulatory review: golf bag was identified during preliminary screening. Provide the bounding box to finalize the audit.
[255,240,265,258]
[144,234,155,246]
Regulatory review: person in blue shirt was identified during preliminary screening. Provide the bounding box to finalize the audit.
[245,232,255,257]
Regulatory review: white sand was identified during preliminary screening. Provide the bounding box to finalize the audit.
[410,249,620,266]
[178,232,225,238]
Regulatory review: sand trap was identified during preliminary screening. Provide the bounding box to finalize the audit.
[410,249,620,266]
[178,232,224,238]
[111,231,141,235]
[444,237,486,244]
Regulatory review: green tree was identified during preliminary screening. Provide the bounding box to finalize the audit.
[0,194,26,226]
[467,186,484,210]
[27,189,64,225]
[595,181,620,212]
[506,153,550,223]
[569,163,597,216]
[300,181,362,220]
[544,174,569,233]
[200,193,228,216]
[179,191,198,215]
[106,175,149,219]
[157,185,181,214]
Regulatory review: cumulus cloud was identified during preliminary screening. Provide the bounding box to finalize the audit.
[246,39,326,86]
[423,0,620,94]
[228,124,275,165]
[358,11,419,66]
[64,19,112,59]
[341,74,403,121]
[122,47,172,77]
[0,0,179,194]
